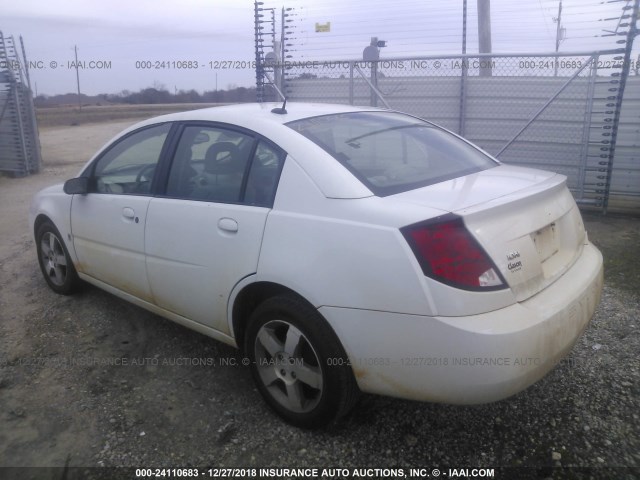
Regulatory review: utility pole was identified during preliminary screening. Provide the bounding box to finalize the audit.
[459,0,469,136]
[281,6,286,66]
[462,0,468,54]
[74,45,81,110]
[554,1,563,76]
[477,0,492,76]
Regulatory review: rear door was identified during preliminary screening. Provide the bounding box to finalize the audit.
[71,123,171,301]
[145,124,285,334]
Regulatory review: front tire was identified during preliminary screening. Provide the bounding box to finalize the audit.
[245,294,360,428]
[36,221,81,295]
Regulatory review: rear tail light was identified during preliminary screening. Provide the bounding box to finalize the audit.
[401,215,506,291]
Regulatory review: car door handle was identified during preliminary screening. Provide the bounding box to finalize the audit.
[122,207,138,223]
[218,217,238,233]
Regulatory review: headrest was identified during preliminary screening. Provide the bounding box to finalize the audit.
[204,142,242,174]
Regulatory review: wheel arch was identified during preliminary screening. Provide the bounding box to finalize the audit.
[230,281,320,353]
[33,213,77,262]
[30,186,76,261]
[238,283,361,427]
[33,213,54,238]
[34,213,82,294]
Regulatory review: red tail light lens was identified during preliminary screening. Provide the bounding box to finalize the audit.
[401,215,506,291]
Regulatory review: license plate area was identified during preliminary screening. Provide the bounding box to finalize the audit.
[533,222,559,263]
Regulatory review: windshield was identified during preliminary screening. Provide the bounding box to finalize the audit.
[287,111,498,196]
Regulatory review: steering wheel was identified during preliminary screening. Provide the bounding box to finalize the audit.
[135,164,156,191]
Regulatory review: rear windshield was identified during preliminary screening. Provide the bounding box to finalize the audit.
[287,111,498,196]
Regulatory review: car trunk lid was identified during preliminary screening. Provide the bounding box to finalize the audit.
[394,165,586,301]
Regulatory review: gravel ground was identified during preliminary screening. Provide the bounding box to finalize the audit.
[0,120,638,480]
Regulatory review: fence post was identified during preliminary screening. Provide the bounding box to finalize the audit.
[349,61,354,105]
[458,57,468,136]
[262,71,286,101]
[371,60,378,107]
[577,55,598,203]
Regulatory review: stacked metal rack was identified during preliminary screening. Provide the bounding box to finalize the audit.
[0,32,41,177]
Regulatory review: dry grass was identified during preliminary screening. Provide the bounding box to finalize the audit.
[36,103,229,128]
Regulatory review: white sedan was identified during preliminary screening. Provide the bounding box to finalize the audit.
[30,102,603,428]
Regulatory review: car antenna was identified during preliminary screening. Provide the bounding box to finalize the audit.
[271,98,287,115]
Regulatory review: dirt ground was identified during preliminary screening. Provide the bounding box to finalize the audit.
[35,104,223,128]
[0,118,638,479]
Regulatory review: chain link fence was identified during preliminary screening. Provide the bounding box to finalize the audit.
[265,50,639,212]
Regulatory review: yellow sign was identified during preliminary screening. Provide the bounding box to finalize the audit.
[315,22,331,33]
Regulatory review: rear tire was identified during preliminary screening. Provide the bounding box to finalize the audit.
[36,221,81,295]
[245,294,360,429]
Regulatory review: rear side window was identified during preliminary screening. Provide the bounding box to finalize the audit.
[166,126,254,203]
[244,141,286,207]
[165,125,285,207]
[287,112,498,196]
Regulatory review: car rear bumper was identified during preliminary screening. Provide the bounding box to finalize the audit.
[320,242,603,404]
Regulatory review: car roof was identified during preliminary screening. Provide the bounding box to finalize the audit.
[131,102,377,130]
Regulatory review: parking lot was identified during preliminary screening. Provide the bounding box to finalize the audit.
[0,118,638,478]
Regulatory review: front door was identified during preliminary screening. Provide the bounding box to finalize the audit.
[71,123,171,302]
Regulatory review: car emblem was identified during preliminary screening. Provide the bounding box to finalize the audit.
[507,251,522,271]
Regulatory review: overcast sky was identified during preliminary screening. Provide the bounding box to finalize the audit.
[1,0,635,96]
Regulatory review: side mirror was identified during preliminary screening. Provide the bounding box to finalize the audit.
[63,177,89,195]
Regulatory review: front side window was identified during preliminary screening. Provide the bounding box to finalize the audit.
[287,112,498,196]
[92,123,171,194]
